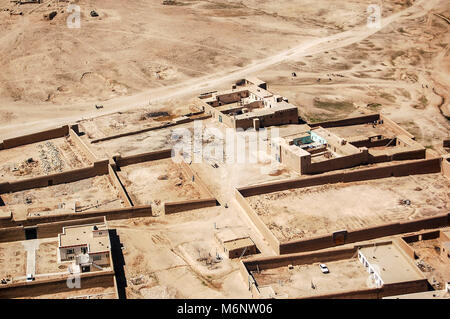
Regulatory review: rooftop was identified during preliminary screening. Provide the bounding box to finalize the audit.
[359,242,425,284]
[59,223,110,254]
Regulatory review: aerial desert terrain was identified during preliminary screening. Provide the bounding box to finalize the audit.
[0,0,449,301]
[0,0,448,146]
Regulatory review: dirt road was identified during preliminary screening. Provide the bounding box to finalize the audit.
[0,0,442,139]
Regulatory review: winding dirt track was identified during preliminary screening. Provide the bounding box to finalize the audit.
[0,0,442,138]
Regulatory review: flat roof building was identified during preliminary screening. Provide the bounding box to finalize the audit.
[199,78,299,130]
[358,242,425,288]
[58,218,111,273]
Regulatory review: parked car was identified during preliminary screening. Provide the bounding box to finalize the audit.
[319,263,329,274]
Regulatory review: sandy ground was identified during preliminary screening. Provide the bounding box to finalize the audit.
[248,173,450,242]
[35,241,68,275]
[0,136,92,181]
[109,206,259,299]
[253,258,369,298]
[260,0,450,150]
[410,237,450,290]
[2,175,123,220]
[117,159,209,210]
[0,0,446,143]
[84,120,197,158]
[0,242,27,280]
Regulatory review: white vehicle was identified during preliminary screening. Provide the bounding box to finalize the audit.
[319,263,329,274]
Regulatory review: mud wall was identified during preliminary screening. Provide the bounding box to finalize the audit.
[235,158,444,255]
[368,148,427,164]
[0,125,69,150]
[36,216,106,239]
[164,199,217,214]
[69,127,99,162]
[382,279,429,298]
[179,161,215,199]
[238,158,441,197]
[394,238,416,260]
[280,213,450,254]
[305,150,368,174]
[0,217,106,242]
[0,270,116,299]
[114,149,172,167]
[380,114,415,140]
[402,230,441,243]
[24,205,153,226]
[301,288,382,299]
[351,138,394,148]
[108,164,133,207]
[0,226,26,242]
[235,189,280,254]
[309,114,380,128]
[0,160,109,194]
[91,114,211,144]
[301,281,428,299]
[302,279,428,299]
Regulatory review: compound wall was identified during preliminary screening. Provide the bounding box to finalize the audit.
[114,149,172,167]
[279,213,450,254]
[309,114,380,128]
[164,199,217,214]
[69,126,99,162]
[108,164,133,207]
[0,125,69,150]
[238,158,441,197]
[0,270,116,299]
[235,158,445,255]
[0,160,109,194]
[235,189,280,254]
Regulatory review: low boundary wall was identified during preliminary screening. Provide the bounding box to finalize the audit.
[235,158,446,255]
[164,199,217,214]
[443,156,450,178]
[69,127,99,162]
[0,125,69,150]
[235,189,280,254]
[179,161,216,199]
[238,158,441,197]
[309,114,380,128]
[113,151,219,214]
[380,114,415,140]
[302,279,429,299]
[108,164,133,207]
[91,114,211,143]
[25,205,153,225]
[0,270,116,299]
[0,216,105,242]
[0,206,152,229]
[0,160,109,194]
[114,149,172,167]
[279,212,449,255]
